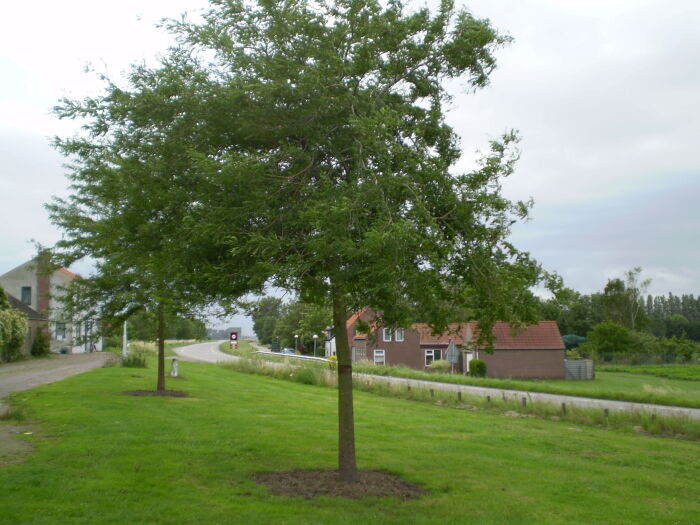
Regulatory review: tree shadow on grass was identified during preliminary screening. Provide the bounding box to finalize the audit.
[123,390,188,397]
[254,470,425,500]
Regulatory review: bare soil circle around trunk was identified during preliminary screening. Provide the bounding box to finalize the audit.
[123,390,188,397]
[254,469,425,500]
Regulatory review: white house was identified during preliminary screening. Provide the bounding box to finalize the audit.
[324,327,336,357]
[0,255,102,354]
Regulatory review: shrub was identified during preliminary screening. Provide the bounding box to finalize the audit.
[585,321,635,358]
[327,355,337,370]
[120,351,148,368]
[102,335,121,349]
[658,336,700,362]
[30,328,50,357]
[469,359,487,377]
[566,349,582,360]
[292,366,320,385]
[428,359,451,372]
[0,309,28,363]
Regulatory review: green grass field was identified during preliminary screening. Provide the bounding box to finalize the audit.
[1,360,699,524]
[351,362,700,409]
[598,364,700,382]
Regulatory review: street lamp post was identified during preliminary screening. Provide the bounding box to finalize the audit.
[294,333,299,353]
[313,334,318,357]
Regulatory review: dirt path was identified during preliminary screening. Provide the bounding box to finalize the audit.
[0,353,116,400]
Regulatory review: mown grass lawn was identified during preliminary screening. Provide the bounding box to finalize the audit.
[1,360,699,524]
[599,364,700,382]
[512,370,700,408]
[350,362,700,409]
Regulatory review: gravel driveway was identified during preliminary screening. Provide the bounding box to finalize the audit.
[0,353,115,400]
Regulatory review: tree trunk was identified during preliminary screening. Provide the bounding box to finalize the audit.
[332,285,357,482]
[156,305,166,392]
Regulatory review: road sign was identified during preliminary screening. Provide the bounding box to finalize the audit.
[230,331,238,341]
[446,340,459,363]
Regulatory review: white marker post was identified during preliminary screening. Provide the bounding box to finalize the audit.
[122,321,128,358]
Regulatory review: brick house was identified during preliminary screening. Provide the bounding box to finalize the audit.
[0,256,102,354]
[341,310,566,379]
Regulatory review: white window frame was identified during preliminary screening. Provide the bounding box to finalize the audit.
[55,322,66,341]
[382,327,392,342]
[373,349,386,365]
[425,349,442,366]
[394,328,405,342]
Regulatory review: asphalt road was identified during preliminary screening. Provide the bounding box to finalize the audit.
[174,340,239,363]
[175,341,700,421]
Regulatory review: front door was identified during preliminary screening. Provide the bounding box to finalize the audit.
[463,351,474,375]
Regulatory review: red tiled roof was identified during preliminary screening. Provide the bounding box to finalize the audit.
[415,321,564,350]
[58,267,78,279]
[415,323,470,344]
[346,309,364,330]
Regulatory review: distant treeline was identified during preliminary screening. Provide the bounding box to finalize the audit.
[103,311,207,348]
[643,293,700,340]
[540,291,700,342]
[538,269,700,363]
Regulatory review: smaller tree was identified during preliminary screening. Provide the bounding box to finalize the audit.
[248,297,284,344]
[585,321,635,357]
[600,268,650,331]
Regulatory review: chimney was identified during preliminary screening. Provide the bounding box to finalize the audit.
[36,251,51,316]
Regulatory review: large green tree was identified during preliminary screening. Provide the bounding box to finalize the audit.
[167,0,554,481]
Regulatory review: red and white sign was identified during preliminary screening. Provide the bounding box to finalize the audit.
[230,332,238,341]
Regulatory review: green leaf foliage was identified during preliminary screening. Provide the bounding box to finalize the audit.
[30,328,50,357]
[161,0,553,343]
[0,287,28,362]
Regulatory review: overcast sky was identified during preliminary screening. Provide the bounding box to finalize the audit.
[1,1,699,334]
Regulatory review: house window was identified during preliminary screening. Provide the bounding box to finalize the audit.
[55,323,66,340]
[382,327,392,342]
[75,323,82,339]
[425,349,442,366]
[21,286,31,304]
[374,349,385,365]
[395,328,405,342]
